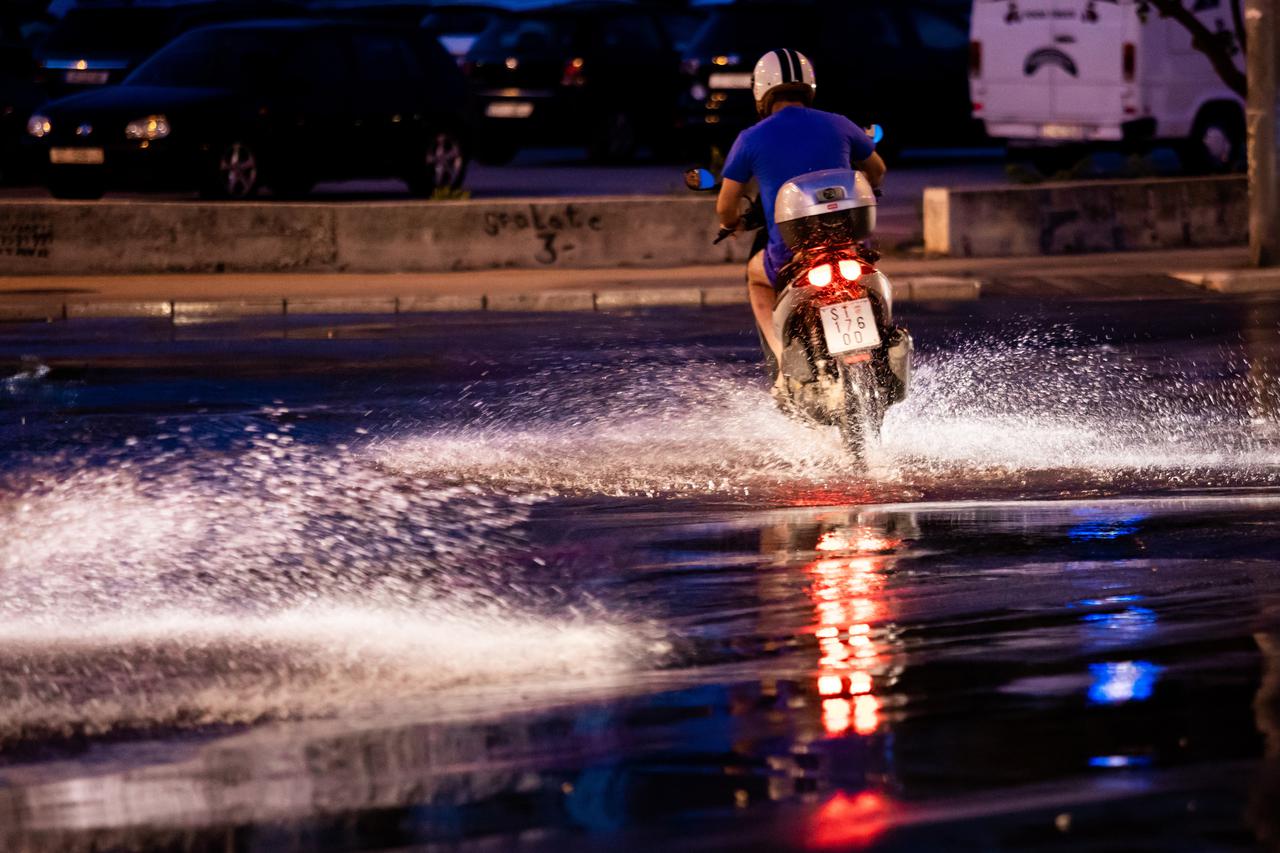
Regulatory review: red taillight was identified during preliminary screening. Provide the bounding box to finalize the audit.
[969,40,982,78]
[1123,42,1136,81]
[807,263,833,287]
[562,57,586,87]
[838,260,863,282]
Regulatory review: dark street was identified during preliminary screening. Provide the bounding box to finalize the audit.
[1,294,1279,850]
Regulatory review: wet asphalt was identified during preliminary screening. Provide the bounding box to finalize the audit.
[1,293,1280,852]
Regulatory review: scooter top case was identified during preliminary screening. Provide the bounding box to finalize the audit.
[774,168,877,252]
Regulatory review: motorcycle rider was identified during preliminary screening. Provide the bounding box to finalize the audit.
[716,49,887,365]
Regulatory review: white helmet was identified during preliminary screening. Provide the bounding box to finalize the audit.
[752,48,817,106]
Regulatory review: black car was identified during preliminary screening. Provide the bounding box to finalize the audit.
[677,0,981,156]
[464,1,682,162]
[33,1,306,99]
[26,20,471,199]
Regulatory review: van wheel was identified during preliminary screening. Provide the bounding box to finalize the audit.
[1189,107,1244,173]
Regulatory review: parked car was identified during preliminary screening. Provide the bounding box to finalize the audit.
[0,7,51,184]
[970,0,1245,171]
[26,19,471,199]
[32,0,305,99]
[464,1,683,162]
[676,0,981,156]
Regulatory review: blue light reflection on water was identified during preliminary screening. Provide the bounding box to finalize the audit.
[1088,661,1161,705]
[1089,755,1154,769]
[1068,513,1148,541]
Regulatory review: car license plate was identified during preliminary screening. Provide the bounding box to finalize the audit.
[485,101,533,119]
[708,72,752,89]
[1040,122,1085,140]
[821,298,881,354]
[65,70,110,85]
[50,147,105,165]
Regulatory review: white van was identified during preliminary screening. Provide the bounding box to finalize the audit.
[969,0,1245,168]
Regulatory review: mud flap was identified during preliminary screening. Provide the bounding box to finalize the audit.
[885,326,913,404]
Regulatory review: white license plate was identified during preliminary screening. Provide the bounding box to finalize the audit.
[65,70,110,85]
[1040,122,1085,140]
[485,100,534,119]
[708,72,752,89]
[50,147,105,165]
[821,298,881,354]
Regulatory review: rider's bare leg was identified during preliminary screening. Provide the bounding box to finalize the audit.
[747,251,783,360]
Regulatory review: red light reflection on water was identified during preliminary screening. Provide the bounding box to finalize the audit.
[807,790,893,849]
[807,529,899,737]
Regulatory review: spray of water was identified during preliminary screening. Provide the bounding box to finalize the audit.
[0,419,649,745]
[378,328,1280,498]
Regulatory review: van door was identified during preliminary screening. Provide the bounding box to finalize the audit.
[972,0,1057,130]
[1047,0,1130,138]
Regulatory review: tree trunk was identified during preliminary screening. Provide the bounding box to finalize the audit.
[1247,0,1280,267]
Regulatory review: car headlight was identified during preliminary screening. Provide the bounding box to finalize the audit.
[125,115,170,141]
[26,114,51,138]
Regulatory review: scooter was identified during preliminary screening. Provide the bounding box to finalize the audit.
[687,162,913,461]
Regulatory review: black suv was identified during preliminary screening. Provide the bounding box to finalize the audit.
[26,19,470,200]
[677,0,981,155]
[464,1,681,162]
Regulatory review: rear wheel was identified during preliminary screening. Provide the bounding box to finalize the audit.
[406,130,468,197]
[1188,106,1244,173]
[838,363,885,464]
[588,110,637,163]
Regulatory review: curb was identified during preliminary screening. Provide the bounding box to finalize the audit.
[1173,269,1280,294]
[0,277,982,322]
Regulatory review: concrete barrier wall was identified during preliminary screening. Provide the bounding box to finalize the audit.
[923,175,1246,258]
[0,196,749,276]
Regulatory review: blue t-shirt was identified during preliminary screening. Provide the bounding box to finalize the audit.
[722,106,876,275]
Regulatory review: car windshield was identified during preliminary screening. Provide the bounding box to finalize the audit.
[469,15,574,56]
[41,8,177,55]
[125,28,283,88]
[686,6,824,57]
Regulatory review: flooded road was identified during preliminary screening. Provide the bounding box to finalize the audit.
[2,295,1280,851]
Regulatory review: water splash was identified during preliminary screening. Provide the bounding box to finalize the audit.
[0,423,647,744]
[0,604,639,743]
[377,329,1280,499]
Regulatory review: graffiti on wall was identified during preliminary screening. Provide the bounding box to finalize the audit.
[482,203,604,265]
[0,211,53,260]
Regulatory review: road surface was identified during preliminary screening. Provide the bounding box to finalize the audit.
[1,289,1278,850]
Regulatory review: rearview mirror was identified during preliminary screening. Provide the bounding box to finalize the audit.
[684,167,718,192]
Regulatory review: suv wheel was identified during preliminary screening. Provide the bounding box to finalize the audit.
[407,130,468,196]
[589,111,637,163]
[202,141,261,199]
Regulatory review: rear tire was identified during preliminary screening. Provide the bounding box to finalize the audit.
[406,129,468,197]
[838,363,884,464]
[1188,106,1244,173]
[588,110,637,163]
